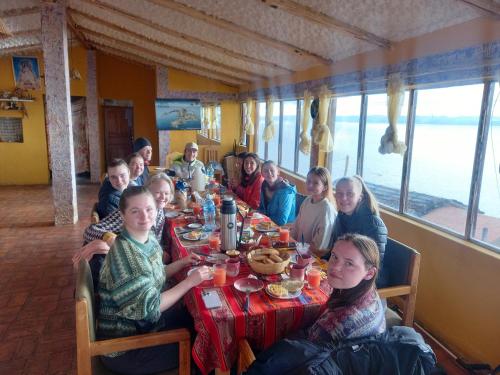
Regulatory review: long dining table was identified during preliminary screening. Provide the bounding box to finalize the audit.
[166,204,331,375]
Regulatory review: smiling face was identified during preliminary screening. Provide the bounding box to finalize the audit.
[148,179,173,209]
[138,146,153,164]
[262,163,279,185]
[327,240,375,290]
[335,180,362,215]
[108,164,130,192]
[122,193,157,237]
[306,173,326,199]
[244,156,258,175]
[184,147,198,162]
[128,156,144,180]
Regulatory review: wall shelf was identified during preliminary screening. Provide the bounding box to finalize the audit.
[0,98,34,102]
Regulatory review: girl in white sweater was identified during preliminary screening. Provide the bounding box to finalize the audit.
[292,167,337,257]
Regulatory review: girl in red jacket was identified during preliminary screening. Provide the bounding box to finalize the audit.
[231,153,264,209]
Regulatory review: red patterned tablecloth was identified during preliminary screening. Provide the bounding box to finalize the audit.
[168,214,330,375]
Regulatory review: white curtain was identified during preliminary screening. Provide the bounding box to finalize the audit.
[379,73,407,155]
[299,90,313,155]
[244,98,255,136]
[312,85,334,153]
[263,96,275,142]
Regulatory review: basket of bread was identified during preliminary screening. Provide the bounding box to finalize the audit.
[247,248,290,275]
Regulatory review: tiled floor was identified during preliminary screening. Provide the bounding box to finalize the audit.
[0,184,471,375]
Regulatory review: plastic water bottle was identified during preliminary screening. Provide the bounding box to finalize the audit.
[206,164,215,181]
[203,197,216,231]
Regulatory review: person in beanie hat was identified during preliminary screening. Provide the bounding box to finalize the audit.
[133,137,152,181]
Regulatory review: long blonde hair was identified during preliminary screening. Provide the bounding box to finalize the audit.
[307,167,335,206]
[335,175,379,215]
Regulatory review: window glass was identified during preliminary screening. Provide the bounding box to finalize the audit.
[281,100,298,172]
[297,100,311,176]
[329,95,361,180]
[240,103,247,146]
[363,93,409,209]
[256,102,266,160]
[267,102,280,163]
[215,105,221,141]
[407,84,484,234]
[473,83,500,249]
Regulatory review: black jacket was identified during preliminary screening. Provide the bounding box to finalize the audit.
[244,326,436,375]
[96,178,122,219]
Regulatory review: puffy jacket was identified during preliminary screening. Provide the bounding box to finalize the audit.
[245,326,436,375]
[259,181,296,225]
[96,178,122,219]
[330,202,388,286]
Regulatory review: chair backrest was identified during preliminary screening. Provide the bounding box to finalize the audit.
[90,203,100,224]
[203,146,220,164]
[76,259,97,342]
[295,193,307,216]
[378,238,420,327]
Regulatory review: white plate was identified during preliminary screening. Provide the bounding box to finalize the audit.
[164,211,180,218]
[255,223,278,232]
[182,208,194,214]
[250,213,264,220]
[182,232,208,241]
[187,267,213,280]
[187,223,203,229]
[265,284,302,299]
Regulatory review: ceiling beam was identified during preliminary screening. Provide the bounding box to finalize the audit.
[260,0,391,49]
[0,42,41,55]
[0,6,39,18]
[458,0,500,17]
[80,0,293,73]
[94,43,241,88]
[69,8,267,80]
[66,10,92,50]
[81,28,249,85]
[148,0,332,65]
[10,29,40,38]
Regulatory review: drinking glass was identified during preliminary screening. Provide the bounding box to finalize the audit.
[213,263,227,287]
[306,267,321,289]
[225,258,240,277]
[208,233,220,252]
[279,228,290,243]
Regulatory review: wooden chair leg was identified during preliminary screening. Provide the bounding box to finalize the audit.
[178,339,191,375]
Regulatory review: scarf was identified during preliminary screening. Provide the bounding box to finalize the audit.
[241,171,261,188]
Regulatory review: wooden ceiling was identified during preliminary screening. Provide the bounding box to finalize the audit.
[0,0,498,87]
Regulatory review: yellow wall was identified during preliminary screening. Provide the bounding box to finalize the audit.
[0,47,89,185]
[252,17,500,366]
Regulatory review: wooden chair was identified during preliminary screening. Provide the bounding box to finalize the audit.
[90,203,100,224]
[75,259,191,375]
[237,339,256,375]
[378,238,421,327]
[203,145,220,164]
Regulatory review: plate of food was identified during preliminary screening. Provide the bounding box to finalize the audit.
[187,223,203,229]
[250,212,264,220]
[265,281,303,299]
[182,208,194,214]
[187,266,213,280]
[255,222,278,232]
[182,231,208,241]
[164,211,180,218]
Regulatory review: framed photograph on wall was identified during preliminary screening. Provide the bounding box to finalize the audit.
[12,56,41,90]
[155,99,201,130]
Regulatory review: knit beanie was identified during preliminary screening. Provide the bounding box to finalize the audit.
[133,137,151,152]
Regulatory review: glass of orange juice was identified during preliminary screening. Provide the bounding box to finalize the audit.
[279,228,290,243]
[306,266,321,289]
[208,233,220,252]
[192,204,202,219]
[213,263,226,287]
[213,195,221,206]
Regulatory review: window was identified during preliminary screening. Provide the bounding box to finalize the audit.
[0,117,23,142]
[240,102,248,147]
[280,101,298,172]
[407,84,483,234]
[199,105,221,142]
[328,95,361,180]
[267,101,280,163]
[256,102,266,160]
[297,99,311,177]
[473,82,500,248]
[363,93,409,209]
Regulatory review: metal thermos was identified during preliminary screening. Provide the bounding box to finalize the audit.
[220,196,237,251]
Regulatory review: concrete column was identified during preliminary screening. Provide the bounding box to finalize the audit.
[41,1,77,225]
[86,50,101,183]
[156,65,170,167]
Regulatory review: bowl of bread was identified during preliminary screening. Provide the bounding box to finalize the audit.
[247,248,290,275]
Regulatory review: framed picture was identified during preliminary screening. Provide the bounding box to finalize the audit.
[12,56,41,90]
[155,99,201,130]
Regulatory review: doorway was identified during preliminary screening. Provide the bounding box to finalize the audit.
[103,105,133,165]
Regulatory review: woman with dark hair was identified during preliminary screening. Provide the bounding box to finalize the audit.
[97,186,211,374]
[230,153,264,209]
[330,175,388,286]
[307,234,385,343]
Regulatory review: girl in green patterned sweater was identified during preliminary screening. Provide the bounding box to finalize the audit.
[98,186,211,374]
